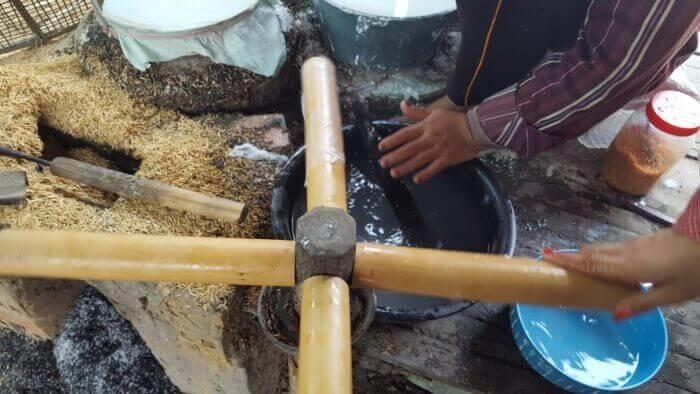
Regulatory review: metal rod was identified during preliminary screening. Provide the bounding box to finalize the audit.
[0,146,51,166]
[8,0,47,43]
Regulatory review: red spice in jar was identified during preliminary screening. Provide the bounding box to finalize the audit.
[601,91,700,196]
[600,124,669,195]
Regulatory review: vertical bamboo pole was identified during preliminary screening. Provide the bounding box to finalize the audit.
[301,56,347,211]
[297,57,352,394]
[297,276,352,394]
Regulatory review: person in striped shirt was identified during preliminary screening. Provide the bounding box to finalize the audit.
[378,0,700,317]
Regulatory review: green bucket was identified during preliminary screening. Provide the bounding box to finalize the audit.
[313,0,457,70]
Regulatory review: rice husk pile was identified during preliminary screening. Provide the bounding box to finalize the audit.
[0,55,282,307]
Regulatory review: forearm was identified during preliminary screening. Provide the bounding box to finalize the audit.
[468,0,699,158]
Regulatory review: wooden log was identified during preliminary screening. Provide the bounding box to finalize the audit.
[50,157,246,223]
[352,243,638,310]
[0,230,294,286]
[301,57,347,211]
[297,276,352,394]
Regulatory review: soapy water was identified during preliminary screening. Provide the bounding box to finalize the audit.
[347,165,415,247]
[290,127,503,317]
[293,158,493,312]
[346,165,445,309]
[528,307,642,389]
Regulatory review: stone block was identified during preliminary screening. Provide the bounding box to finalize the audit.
[91,281,288,394]
[0,278,84,340]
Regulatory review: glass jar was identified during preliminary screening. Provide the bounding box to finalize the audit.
[601,90,700,196]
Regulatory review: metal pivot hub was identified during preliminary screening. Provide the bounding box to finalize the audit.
[258,206,376,355]
[294,206,356,283]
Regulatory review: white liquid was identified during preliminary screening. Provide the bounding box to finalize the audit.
[327,0,456,18]
[103,0,258,31]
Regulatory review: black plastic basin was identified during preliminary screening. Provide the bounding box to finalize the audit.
[271,121,516,323]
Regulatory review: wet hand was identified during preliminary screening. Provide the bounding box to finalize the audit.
[378,101,480,184]
[543,230,700,319]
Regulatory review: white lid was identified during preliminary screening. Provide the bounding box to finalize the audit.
[326,0,456,18]
[102,0,259,32]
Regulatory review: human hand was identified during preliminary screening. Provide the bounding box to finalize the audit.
[543,229,700,319]
[378,100,480,184]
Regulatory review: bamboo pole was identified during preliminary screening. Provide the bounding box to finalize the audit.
[353,243,638,310]
[297,57,353,393]
[0,230,295,286]
[301,56,347,211]
[297,275,352,394]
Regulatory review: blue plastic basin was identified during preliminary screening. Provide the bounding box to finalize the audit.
[510,250,668,392]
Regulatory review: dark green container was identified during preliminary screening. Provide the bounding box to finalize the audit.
[313,0,457,70]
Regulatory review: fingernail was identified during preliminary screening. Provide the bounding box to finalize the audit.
[379,159,387,168]
[378,143,385,151]
[390,169,399,178]
[413,176,420,184]
[543,247,554,256]
[614,306,632,322]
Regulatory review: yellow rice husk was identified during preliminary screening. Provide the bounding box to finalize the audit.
[0,55,280,308]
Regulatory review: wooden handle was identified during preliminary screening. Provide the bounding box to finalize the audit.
[301,57,347,211]
[50,157,247,223]
[0,230,295,286]
[353,243,638,310]
[297,276,352,394]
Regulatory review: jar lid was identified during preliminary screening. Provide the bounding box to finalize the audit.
[646,90,700,137]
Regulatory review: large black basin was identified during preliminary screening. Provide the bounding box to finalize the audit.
[271,121,516,323]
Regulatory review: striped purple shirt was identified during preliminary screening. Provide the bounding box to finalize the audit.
[467,0,700,158]
[676,191,700,241]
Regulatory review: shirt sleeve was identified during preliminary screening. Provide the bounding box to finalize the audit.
[467,0,700,158]
[674,191,700,242]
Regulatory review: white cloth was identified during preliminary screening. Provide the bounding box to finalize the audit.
[99,0,287,77]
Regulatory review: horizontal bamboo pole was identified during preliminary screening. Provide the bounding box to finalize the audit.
[0,230,295,286]
[353,243,638,310]
[297,276,352,394]
[301,57,347,211]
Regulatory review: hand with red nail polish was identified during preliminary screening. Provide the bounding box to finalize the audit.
[613,306,633,322]
[378,100,481,184]
[543,230,700,318]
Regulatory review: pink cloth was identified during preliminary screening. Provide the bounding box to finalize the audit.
[675,191,700,241]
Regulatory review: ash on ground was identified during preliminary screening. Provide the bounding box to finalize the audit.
[0,287,179,393]
[55,287,178,393]
[0,327,65,392]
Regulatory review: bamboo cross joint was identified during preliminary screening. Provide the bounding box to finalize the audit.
[295,206,357,284]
